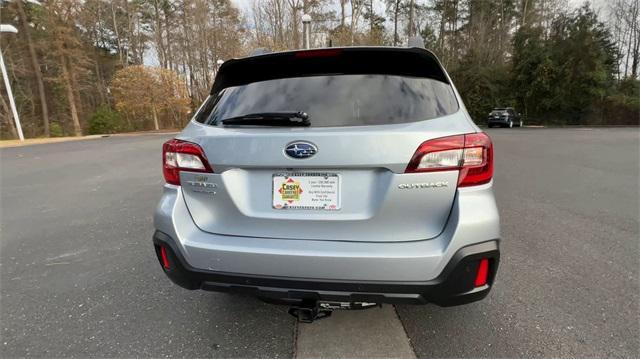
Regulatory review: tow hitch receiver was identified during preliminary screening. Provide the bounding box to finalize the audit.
[288,304,332,323]
[288,300,380,323]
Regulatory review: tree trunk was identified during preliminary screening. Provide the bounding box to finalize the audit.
[152,104,160,130]
[632,39,639,78]
[111,0,124,65]
[438,0,446,56]
[624,23,633,77]
[124,0,132,65]
[70,64,84,121]
[163,3,173,70]
[449,0,459,66]
[350,0,357,45]
[369,0,374,35]
[408,0,415,38]
[393,0,400,46]
[498,0,505,56]
[631,3,640,78]
[521,0,529,27]
[181,1,196,100]
[288,0,301,49]
[58,52,82,136]
[134,9,145,64]
[153,0,167,68]
[16,0,50,137]
[94,52,107,104]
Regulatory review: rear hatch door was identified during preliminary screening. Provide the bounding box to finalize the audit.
[179,47,475,242]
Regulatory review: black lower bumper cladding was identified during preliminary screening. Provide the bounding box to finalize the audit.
[152,231,500,307]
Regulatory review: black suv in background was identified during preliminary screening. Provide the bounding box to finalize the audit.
[487,108,523,128]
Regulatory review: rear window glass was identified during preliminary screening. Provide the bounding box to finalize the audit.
[195,74,458,127]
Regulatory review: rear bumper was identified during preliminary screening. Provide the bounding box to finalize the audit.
[153,230,500,306]
[487,118,509,126]
[154,182,500,282]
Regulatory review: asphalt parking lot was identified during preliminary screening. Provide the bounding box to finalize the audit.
[1,128,638,358]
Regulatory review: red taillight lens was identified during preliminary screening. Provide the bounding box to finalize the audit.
[474,258,490,287]
[404,133,493,187]
[162,139,213,185]
[160,246,170,269]
[459,133,493,187]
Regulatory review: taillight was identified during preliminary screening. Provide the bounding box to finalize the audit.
[404,133,493,187]
[474,258,490,287]
[162,139,213,185]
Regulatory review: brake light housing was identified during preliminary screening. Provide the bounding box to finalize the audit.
[405,132,493,187]
[163,139,213,185]
[294,48,342,58]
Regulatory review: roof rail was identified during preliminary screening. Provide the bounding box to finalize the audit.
[250,47,272,56]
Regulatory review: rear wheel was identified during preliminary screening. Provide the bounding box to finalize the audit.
[508,120,513,128]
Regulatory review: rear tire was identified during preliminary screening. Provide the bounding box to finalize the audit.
[509,121,513,128]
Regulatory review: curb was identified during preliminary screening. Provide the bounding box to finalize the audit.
[0,130,179,149]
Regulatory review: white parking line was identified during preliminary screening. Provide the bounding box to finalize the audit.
[295,305,416,358]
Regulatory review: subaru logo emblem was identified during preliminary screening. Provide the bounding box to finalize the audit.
[285,141,317,159]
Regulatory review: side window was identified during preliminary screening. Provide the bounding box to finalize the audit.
[193,95,221,124]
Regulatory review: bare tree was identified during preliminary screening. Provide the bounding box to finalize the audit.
[387,0,403,46]
[15,0,50,136]
[608,0,639,78]
[349,0,365,44]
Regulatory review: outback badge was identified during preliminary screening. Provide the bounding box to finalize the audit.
[398,181,449,189]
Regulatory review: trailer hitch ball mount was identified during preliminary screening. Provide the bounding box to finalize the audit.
[288,300,381,323]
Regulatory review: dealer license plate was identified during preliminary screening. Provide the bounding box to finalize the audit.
[272,173,340,210]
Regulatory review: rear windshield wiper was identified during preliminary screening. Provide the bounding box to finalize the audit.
[220,112,310,126]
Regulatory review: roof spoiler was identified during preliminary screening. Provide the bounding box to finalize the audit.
[211,47,448,95]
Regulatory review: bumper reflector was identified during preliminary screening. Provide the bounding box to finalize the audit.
[160,246,170,269]
[474,258,489,287]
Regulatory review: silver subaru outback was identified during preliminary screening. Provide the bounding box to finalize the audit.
[153,47,500,315]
